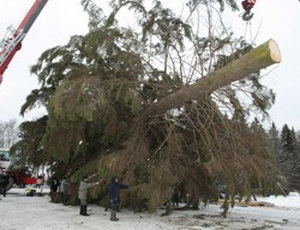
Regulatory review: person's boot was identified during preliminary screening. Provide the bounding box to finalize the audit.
[110,210,119,221]
[80,205,84,215]
[82,205,89,216]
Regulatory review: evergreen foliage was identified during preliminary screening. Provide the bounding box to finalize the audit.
[12,0,285,213]
[277,124,300,190]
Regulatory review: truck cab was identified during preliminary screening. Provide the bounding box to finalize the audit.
[0,149,37,190]
[0,148,11,171]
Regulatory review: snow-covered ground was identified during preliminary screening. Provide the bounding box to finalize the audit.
[0,188,300,230]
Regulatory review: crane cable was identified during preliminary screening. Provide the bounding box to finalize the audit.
[240,0,255,44]
[243,20,253,42]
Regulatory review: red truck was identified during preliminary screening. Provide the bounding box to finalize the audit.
[0,149,37,190]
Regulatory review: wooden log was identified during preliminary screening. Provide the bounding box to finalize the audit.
[141,39,281,118]
[217,199,275,207]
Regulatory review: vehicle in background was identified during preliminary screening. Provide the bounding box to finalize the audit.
[0,148,11,170]
[0,148,37,190]
[0,0,48,84]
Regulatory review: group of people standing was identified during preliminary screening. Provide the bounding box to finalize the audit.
[2,170,129,221]
[78,175,129,221]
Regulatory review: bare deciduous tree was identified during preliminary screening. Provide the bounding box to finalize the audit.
[0,119,19,149]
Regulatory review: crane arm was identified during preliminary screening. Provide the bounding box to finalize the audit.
[0,0,48,84]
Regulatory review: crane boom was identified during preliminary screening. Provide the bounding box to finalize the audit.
[0,0,48,84]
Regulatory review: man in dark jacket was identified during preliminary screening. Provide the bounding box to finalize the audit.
[0,171,4,196]
[0,171,9,197]
[108,176,129,221]
[50,176,60,192]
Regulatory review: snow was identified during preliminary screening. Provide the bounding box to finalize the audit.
[1,188,300,230]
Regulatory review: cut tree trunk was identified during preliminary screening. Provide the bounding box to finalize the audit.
[141,39,281,118]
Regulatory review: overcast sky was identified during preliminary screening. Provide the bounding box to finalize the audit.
[0,0,300,131]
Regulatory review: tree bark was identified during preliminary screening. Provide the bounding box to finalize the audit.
[142,39,281,118]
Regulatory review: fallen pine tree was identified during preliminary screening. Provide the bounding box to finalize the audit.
[14,1,284,216]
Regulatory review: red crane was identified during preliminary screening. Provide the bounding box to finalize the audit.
[0,0,48,84]
[241,0,256,21]
[241,0,299,21]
